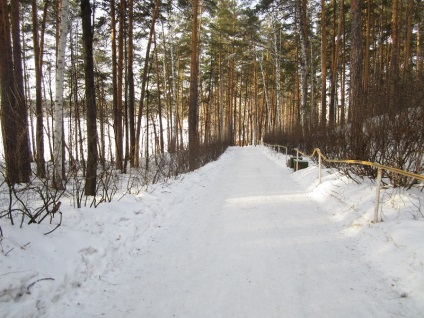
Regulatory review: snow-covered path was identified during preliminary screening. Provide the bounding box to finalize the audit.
[82,147,408,317]
[3,146,421,318]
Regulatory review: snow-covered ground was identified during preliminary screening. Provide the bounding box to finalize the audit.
[1,146,423,317]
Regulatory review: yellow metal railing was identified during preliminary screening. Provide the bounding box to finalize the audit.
[264,143,424,223]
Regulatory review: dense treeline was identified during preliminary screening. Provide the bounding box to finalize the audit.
[0,0,423,192]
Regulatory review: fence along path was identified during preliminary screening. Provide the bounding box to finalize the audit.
[264,143,424,223]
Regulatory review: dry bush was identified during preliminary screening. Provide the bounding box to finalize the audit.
[265,76,424,188]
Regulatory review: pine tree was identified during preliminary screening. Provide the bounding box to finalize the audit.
[81,0,98,195]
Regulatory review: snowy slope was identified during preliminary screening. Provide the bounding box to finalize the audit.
[1,146,423,317]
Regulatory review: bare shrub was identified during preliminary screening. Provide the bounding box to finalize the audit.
[0,167,65,236]
[265,76,423,188]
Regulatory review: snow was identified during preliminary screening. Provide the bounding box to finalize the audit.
[1,146,423,317]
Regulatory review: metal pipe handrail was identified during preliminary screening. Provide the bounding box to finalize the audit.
[294,147,423,223]
[294,147,424,182]
[264,144,423,223]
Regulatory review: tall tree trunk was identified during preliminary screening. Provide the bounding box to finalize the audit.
[364,0,371,89]
[81,0,98,195]
[134,0,161,167]
[32,0,48,178]
[0,0,25,184]
[253,55,258,145]
[329,0,343,127]
[110,0,118,166]
[418,20,422,74]
[273,18,282,131]
[189,0,199,170]
[390,0,399,80]
[297,0,309,132]
[128,0,136,165]
[349,0,364,158]
[154,33,165,154]
[11,0,31,182]
[168,18,178,152]
[320,0,327,128]
[388,0,399,114]
[258,51,270,136]
[53,0,69,189]
[403,0,413,75]
[115,0,125,170]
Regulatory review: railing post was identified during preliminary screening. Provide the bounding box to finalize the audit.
[374,168,383,223]
[285,147,288,166]
[296,150,299,171]
[318,153,322,184]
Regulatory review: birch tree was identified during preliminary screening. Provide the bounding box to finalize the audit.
[53,0,69,189]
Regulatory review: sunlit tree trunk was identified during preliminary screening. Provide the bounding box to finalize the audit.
[329,0,343,127]
[297,0,309,132]
[349,0,364,158]
[189,0,200,170]
[320,0,327,128]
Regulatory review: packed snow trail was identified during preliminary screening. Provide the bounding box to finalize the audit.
[49,146,412,317]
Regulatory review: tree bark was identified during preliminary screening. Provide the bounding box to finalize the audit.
[53,0,69,189]
[0,0,27,184]
[320,0,327,128]
[31,0,48,178]
[128,0,136,164]
[189,0,200,170]
[115,0,125,171]
[134,0,161,167]
[329,0,343,127]
[81,0,98,195]
[110,0,118,166]
[403,0,413,75]
[273,18,282,131]
[11,0,31,182]
[154,32,165,154]
[349,0,364,157]
[297,0,309,132]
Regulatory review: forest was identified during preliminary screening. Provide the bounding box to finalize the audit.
[0,0,423,225]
